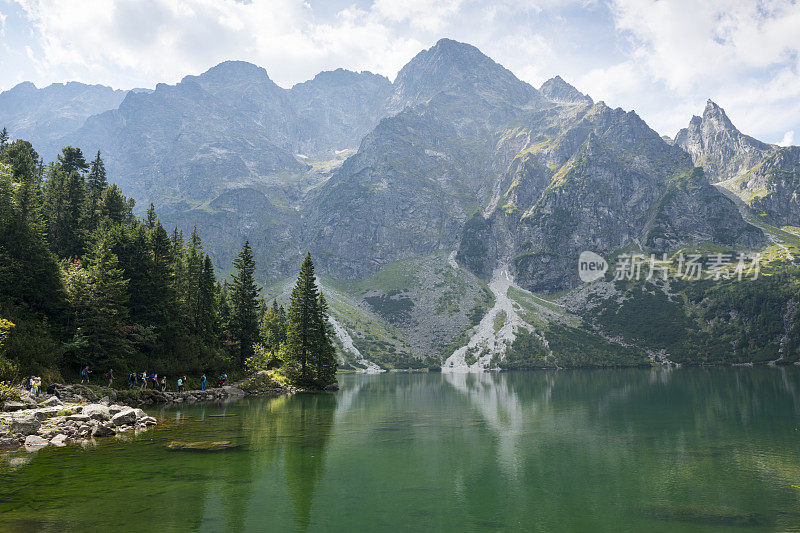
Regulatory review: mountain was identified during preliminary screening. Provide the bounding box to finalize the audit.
[539,76,593,105]
[0,81,127,160]
[6,38,795,370]
[457,100,762,291]
[675,100,799,227]
[303,38,550,278]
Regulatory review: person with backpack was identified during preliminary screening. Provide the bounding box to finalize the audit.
[80,366,91,384]
[200,374,206,391]
[105,368,114,387]
[141,371,147,389]
[177,376,183,393]
[161,376,167,392]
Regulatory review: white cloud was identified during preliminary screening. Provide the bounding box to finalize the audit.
[2,0,799,143]
[9,0,432,88]
[779,130,795,147]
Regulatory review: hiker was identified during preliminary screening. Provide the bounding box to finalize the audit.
[217,374,224,387]
[141,371,147,389]
[183,376,188,391]
[161,376,167,392]
[23,376,32,391]
[80,366,91,384]
[151,373,159,390]
[200,374,206,391]
[177,376,183,393]
[105,368,114,387]
[30,376,40,396]
[128,372,136,389]
[46,383,61,399]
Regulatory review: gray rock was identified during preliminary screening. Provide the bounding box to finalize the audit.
[41,396,63,407]
[50,434,68,446]
[2,401,26,412]
[24,434,49,448]
[91,423,116,437]
[9,415,41,436]
[108,405,125,415]
[0,436,17,448]
[67,414,90,422]
[83,404,111,420]
[110,409,137,427]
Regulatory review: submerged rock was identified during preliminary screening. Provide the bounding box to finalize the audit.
[167,441,240,452]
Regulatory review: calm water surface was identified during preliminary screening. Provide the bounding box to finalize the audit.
[2,368,800,532]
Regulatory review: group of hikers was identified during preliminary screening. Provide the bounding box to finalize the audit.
[21,368,230,399]
[22,376,61,398]
[77,365,228,393]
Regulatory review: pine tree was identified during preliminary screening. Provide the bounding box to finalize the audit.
[145,202,157,230]
[85,151,107,232]
[87,151,107,197]
[284,253,319,385]
[313,293,338,387]
[0,127,8,152]
[83,238,132,366]
[260,299,287,351]
[229,240,260,364]
[57,146,89,175]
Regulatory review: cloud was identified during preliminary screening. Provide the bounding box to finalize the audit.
[10,0,433,88]
[3,0,799,143]
[778,130,795,147]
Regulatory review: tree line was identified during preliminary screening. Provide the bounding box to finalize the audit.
[0,129,337,389]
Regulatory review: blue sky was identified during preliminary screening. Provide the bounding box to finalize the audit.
[1,0,799,144]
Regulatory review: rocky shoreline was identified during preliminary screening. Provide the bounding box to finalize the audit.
[1,396,157,451]
[0,372,300,452]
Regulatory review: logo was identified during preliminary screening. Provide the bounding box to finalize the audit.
[578,251,608,282]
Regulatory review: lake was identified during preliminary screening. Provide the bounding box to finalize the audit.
[2,368,800,531]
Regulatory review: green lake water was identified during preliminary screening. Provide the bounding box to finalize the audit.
[2,368,800,532]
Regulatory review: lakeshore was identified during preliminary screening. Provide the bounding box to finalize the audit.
[0,371,298,452]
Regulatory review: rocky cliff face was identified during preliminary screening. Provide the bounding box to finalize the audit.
[458,102,763,292]
[0,81,127,160]
[675,100,799,227]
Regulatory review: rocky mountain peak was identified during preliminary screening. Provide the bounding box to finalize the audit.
[700,99,738,134]
[183,60,279,96]
[539,75,592,105]
[388,38,539,113]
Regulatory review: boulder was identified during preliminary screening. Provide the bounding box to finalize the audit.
[0,436,17,448]
[108,405,126,415]
[24,435,49,448]
[110,409,137,427]
[67,414,90,423]
[141,416,157,426]
[41,396,63,407]
[2,401,26,412]
[133,408,147,419]
[91,423,116,437]
[50,434,68,446]
[83,404,111,420]
[9,415,41,436]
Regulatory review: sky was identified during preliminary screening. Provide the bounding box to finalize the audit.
[0,0,799,144]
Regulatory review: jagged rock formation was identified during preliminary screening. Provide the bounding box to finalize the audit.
[675,100,799,227]
[457,99,763,292]
[539,76,592,105]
